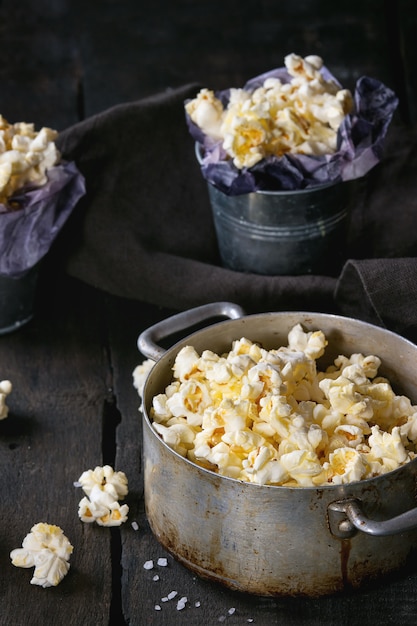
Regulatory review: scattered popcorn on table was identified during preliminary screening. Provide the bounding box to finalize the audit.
[78,464,128,499]
[10,522,73,587]
[185,53,353,169]
[0,116,60,207]
[76,465,129,526]
[137,323,417,487]
[133,359,155,408]
[0,379,12,420]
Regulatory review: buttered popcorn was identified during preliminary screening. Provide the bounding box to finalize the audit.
[10,523,73,587]
[0,115,60,206]
[146,324,417,487]
[76,465,129,526]
[185,53,353,169]
[0,379,12,419]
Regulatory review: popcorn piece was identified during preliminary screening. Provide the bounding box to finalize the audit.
[77,464,128,501]
[0,379,12,420]
[328,447,369,485]
[10,522,73,587]
[132,358,154,406]
[76,465,129,527]
[78,488,129,527]
[0,115,60,205]
[185,88,224,141]
[138,323,417,487]
[186,53,354,169]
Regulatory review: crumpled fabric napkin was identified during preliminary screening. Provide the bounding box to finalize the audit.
[54,83,417,341]
[335,258,417,342]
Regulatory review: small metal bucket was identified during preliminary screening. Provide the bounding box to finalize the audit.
[0,265,39,334]
[196,146,353,276]
[207,182,353,276]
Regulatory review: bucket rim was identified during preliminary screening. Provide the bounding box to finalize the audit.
[194,142,342,196]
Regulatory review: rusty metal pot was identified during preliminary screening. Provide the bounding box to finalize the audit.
[138,303,417,596]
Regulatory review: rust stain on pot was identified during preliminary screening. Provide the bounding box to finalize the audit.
[340,539,351,587]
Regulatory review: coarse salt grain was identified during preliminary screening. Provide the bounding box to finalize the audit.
[195,601,201,607]
[167,591,178,600]
[143,560,154,570]
[157,557,168,566]
[177,597,187,610]
[154,605,161,611]
[228,608,236,615]
[153,574,160,581]
[131,521,139,531]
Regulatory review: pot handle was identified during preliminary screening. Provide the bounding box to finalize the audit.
[137,302,245,362]
[328,498,417,538]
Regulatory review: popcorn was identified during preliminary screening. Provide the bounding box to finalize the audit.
[0,115,60,206]
[132,358,154,403]
[77,464,128,500]
[136,323,417,487]
[0,379,12,420]
[76,465,129,526]
[10,522,73,587]
[185,53,354,169]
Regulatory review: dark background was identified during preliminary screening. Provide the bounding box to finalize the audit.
[0,0,415,132]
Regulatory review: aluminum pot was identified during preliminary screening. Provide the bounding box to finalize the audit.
[138,302,417,597]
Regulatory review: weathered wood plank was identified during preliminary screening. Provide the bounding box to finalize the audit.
[69,0,400,120]
[0,273,113,625]
[0,0,81,129]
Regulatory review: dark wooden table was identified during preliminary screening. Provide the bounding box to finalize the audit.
[1,1,417,624]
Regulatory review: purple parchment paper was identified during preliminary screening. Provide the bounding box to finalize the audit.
[186,67,398,195]
[0,161,86,278]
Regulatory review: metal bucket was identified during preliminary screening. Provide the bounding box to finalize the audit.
[0,265,39,334]
[196,144,354,276]
[206,181,353,276]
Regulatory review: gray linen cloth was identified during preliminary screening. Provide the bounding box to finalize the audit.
[55,83,417,341]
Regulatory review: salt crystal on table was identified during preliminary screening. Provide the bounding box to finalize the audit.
[143,560,154,570]
[167,591,178,600]
[176,597,187,610]
[157,557,168,566]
